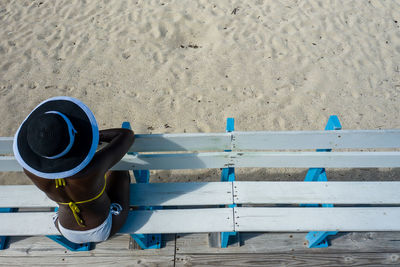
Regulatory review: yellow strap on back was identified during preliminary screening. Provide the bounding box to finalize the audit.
[55,178,66,188]
[68,202,85,227]
[57,174,108,227]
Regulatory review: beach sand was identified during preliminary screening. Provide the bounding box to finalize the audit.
[1,0,399,184]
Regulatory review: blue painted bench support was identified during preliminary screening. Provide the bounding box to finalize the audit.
[47,234,92,251]
[303,115,342,248]
[220,118,238,248]
[0,208,17,250]
[122,122,162,249]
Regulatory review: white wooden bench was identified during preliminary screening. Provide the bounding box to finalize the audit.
[1,117,400,251]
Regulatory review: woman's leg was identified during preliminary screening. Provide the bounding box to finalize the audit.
[106,171,130,237]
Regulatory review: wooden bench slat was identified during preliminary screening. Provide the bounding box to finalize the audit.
[234,207,400,232]
[230,151,400,168]
[2,151,400,172]
[0,182,233,208]
[0,212,59,235]
[234,182,400,204]
[6,207,397,235]
[4,181,400,208]
[131,133,231,152]
[0,185,54,208]
[1,208,234,235]
[131,182,233,206]
[2,130,400,154]
[119,208,234,234]
[113,152,400,170]
[114,153,228,170]
[233,130,400,150]
[0,137,13,154]
[0,134,232,154]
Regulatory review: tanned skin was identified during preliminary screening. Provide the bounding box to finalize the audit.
[24,128,134,237]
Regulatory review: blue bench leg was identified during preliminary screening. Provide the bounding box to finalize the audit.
[131,234,162,249]
[221,231,237,248]
[0,208,17,250]
[47,235,92,251]
[303,115,342,248]
[306,231,338,248]
[220,118,238,248]
[123,121,162,249]
[0,236,8,250]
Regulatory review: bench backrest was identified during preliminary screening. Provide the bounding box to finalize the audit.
[1,130,400,171]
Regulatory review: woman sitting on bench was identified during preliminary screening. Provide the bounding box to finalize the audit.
[12,96,134,244]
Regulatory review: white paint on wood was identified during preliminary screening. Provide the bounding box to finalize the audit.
[112,153,229,170]
[131,133,231,152]
[0,182,234,208]
[0,209,234,235]
[0,185,56,208]
[0,156,21,171]
[0,137,13,154]
[2,129,400,155]
[233,182,400,204]
[234,207,400,232]
[5,207,400,235]
[4,181,400,208]
[112,152,400,170]
[131,182,233,206]
[233,130,400,150]
[120,208,234,234]
[2,151,400,172]
[0,212,59,235]
[230,151,400,168]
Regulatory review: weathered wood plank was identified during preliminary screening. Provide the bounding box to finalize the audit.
[5,181,400,208]
[113,153,228,170]
[0,182,234,208]
[2,130,400,154]
[175,232,400,254]
[234,182,400,204]
[0,255,174,266]
[235,207,400,232]
[233,130,400,150]
[229,152,400,169]
[0,137,13,154]
[131,182,233,206]
[0,185,55,208]
[131,133,231,152]
[119,208,234,234]
[175,253,400,266]
[0,156,21,171]
[0,134,232,154]
[4,181,400,208]
[2,152,400,172]
[114,152,400,170]
[1,209,234,235]
[6,181,400,208]
[0,235,175,256]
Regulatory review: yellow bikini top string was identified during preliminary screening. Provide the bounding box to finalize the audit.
[56,174,108,227]
[55,178,66,188]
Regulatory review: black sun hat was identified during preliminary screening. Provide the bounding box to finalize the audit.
[13,96,99,179]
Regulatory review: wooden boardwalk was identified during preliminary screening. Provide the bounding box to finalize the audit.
[1,232,400,266]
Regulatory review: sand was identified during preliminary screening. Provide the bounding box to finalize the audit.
[1,0,400,184]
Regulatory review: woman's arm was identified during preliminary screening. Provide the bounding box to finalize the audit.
[94,128,135,171]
